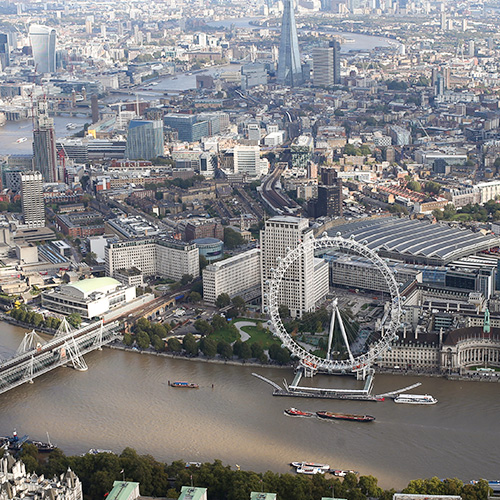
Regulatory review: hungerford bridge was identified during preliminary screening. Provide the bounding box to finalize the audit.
[0,319,120,396]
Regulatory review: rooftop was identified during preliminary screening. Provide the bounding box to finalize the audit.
[107,481,140,500]
[66,277,121,297]
[329,216,500,265]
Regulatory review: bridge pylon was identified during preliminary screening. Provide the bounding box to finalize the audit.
[63,338,88,372]
[16,330,46,356]
[55,318,75,338]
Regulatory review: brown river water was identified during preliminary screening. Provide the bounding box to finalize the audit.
[1,321,499,489]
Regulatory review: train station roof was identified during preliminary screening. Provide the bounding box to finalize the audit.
[328,217,500,265]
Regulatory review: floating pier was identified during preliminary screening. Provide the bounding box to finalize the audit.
[252,371,422,402]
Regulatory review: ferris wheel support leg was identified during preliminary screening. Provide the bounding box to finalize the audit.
[337,305,354,364]
[326,298,337,360]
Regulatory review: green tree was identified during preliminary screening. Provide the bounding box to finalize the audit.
[212,314,227,331]
[123,333,134,346]
[194,319,214,335]
[232,339,243,357]
[251,343,264,359]
[217,340,233,359]
[189,291,202,303]
[183,333,198,356]
[151,323,167,338]
[406,180,422,192]
[359,144,371,156]
[167,337,182,352]
[239,342,252,360]
[232,296,246,313]
[223,227,244,249]
[180,274,193,286]
[424,181,441,196]
[136,331,150,349]
[200,337,217,357]
[215,293,231,309]
[359,475,382,497]
[199,255,209,273]
[153,336,165,351]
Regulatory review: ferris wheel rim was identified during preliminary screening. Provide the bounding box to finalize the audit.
[266,234,402,372]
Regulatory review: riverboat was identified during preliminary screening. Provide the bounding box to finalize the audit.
[284,408,315,417]
[87,449,114,455]
[316,411,375,422]
[291,462,330,470]
[296,466,325,475]
[171,381,199,388]
[331,469,359,477]
[66,123,78,130]
[1,431,56,452]
[15,137,27,143]
[394,394,437,405]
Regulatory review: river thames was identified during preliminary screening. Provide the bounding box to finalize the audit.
[1,321,500,489]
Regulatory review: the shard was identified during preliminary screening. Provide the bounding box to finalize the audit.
[277,0,302,87]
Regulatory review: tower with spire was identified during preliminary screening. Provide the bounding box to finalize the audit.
[277,0,302,87]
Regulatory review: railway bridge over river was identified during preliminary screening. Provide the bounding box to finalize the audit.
[0,319,121,396]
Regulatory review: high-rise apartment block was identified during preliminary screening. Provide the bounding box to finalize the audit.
[277,0,302,87]
[20,171,45,228]
[203,248,261,305]
[33,100,58,183]
[125,119,163,160]
[29,24,56,74]
[105,238,199,281]
[260,216,328,318]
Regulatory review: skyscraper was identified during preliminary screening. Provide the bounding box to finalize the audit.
[0,34,9,71]
[312,41,340,87]
[20,171,45,228]
[28,24,56,74]
[277,0,302,87]
[33,100,58,183]
[125,119,164,160]
[260,216,329,318]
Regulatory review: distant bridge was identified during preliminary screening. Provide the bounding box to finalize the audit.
[0,319,121,396]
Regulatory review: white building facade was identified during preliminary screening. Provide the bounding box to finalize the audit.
[105,238,199,281]
[203,248,261,304]
[41,277,136,319]
[260,216,328,318]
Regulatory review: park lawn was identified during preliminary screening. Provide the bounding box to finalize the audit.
[240,324,281,349]
[208,325,239,344]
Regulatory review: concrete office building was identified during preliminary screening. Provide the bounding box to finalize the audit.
[260,216,328,318]
[203,248,261,304]
[20,171,45,228]
[125,119,163,160]
[29,24,56,74]
[316,183,343,217]
[312,41,340,87]
[234,145,261,177]
[105,238,199,281]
